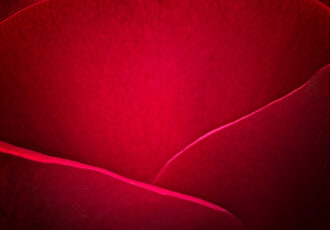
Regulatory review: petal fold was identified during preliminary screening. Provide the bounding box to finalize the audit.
[0,0,45,22]
[0,147,242,229]
[154,65,330,229]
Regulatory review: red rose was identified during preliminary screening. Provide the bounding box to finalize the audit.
[0,0,329,229]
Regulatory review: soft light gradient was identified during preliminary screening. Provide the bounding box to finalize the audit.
[0,0,329,229]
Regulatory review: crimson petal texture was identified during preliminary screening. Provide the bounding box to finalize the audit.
[0,150,242,229]
[0,0,329,182]
[154,65,330,230]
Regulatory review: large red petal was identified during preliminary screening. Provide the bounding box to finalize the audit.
[154,65,330,229]
[0,0,329,182]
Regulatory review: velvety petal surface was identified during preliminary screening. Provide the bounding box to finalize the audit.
[0,0,329,182]
[154,65,330,229]
[0,142,242,229]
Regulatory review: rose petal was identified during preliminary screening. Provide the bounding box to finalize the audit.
[0,148,242,229]
[153,65,330,229]
[0,0,329,182]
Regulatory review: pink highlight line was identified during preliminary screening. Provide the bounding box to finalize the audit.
[153,64,330,183]
[0,0,328,26]
[315,0,330,9]
[0,0,50,24]
[0,140,239,221]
